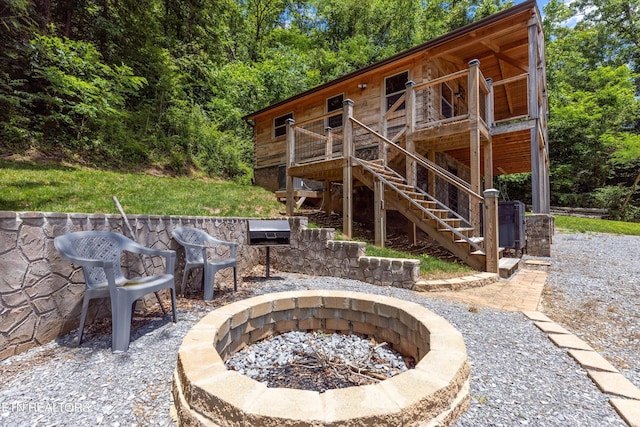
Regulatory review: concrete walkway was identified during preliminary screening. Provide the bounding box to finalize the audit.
[426,267,547,312]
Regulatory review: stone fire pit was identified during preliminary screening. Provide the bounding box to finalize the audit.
[172,290,470,426]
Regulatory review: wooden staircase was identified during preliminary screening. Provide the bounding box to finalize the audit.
[352,158,489,270]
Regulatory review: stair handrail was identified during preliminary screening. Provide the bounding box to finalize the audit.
[354,158,484,253]
[349,116,484,203]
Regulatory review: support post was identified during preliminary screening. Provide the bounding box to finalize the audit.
[324,180,332,215]
[342,99,354,239]
[528,21,542,213]
[374,179,386,247]
[468,59,482,233]
[427,149,436,196]
[483,188,500,273]
[405,80,417,245]
[285,118,295,216]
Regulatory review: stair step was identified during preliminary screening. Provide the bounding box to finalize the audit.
[385,176,404,183]
[441,218,462,226]
[430,209,449,218]
[455,236,484,244]
[417,200,437,208]
[438,227,475,236]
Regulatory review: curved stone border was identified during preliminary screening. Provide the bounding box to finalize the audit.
[173,290,470,426]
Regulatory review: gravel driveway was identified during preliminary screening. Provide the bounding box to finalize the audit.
[0,231,637,426]
[539,231,640,392]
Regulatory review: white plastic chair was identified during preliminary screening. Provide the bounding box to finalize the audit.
[54,231,177,353]
[172,226,237,301]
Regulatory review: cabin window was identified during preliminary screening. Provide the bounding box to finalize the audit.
[274,112,293,138]
[441,83,453,119]
[385,71,408,111]
[326,94,343,128]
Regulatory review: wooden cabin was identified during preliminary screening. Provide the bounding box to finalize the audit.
[244,0,549,272]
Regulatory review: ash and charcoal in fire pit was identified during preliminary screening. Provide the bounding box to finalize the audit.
[225,331,411,392]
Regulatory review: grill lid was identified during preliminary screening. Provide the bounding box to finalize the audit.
[247,220,290,246]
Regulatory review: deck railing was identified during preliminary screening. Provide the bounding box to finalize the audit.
[288,62,531,168]
[290,112,343,164]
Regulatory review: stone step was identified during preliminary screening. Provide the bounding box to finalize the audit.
[499,257,520,279]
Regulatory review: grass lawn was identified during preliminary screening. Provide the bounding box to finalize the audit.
[0,159,284,218]
[554,215,640,236]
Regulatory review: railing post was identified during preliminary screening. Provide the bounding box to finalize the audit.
[285,118,296,216]
[342,99,354,238]
[468,59,482,234]
[483,188,500,273]
[325,126,333,161]
[485,78,494,128]
[405,80,417,244]
[374,179,385,247]
[324,127,333,215]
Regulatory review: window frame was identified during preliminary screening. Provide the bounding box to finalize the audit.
[326,93,344,129]
[273,112,294,138]
[441,82,454,119]
[384,70,409,112]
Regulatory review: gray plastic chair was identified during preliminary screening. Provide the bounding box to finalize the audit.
[172,226,237,301]
[54,231,177,353]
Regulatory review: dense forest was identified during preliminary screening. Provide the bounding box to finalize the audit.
[1,0,639,220]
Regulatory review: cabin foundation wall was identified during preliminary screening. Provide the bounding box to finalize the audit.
[254,165,281,192]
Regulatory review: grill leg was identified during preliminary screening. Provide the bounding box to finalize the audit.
[266,246,271,279]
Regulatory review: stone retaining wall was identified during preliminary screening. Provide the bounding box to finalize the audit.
[0,211,419,360]
[525,214,554,257]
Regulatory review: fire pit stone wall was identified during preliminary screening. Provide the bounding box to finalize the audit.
[173,290,470,426]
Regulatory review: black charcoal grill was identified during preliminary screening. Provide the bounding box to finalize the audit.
[247,220,290,278]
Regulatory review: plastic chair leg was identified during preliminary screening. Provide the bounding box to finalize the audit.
[203,265,215,301]
[112,294,134,353]
[77,294,91,345]
[170,288,177,322]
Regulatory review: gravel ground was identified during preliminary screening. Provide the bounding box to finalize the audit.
[0,232,636,426]
[538,232,640,391]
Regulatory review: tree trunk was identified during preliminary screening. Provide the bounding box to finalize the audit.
[621,168,640,217]
[63,0,73,37]
[39,0,51,28]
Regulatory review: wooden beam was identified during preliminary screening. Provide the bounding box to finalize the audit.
[405,81,417,245]
[374,179,386,247]
[324,180,332,215]
[342,99,354,238]
[427,150,436,196]
[491,119,535,135]
[468,60,482,233]
[528,22,541,213]
[285,118,295,216]
[483,189,500,273]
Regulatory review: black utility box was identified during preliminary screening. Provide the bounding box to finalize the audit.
[498,201,526,253]
[247,220,291,246]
